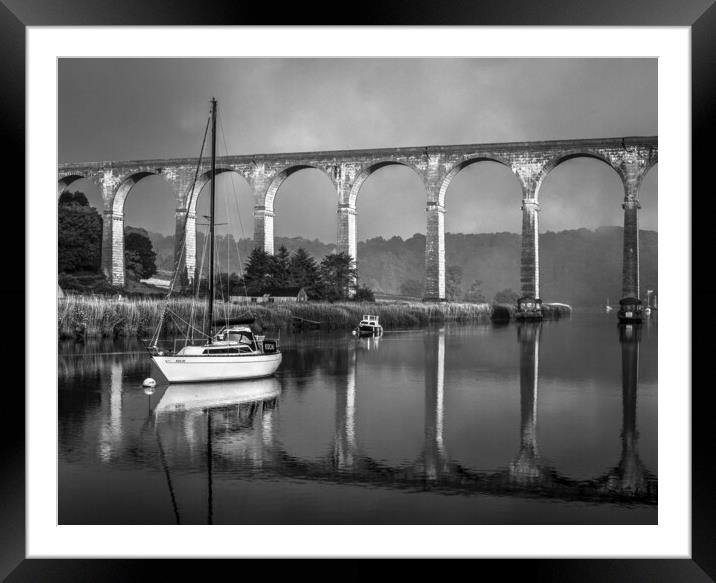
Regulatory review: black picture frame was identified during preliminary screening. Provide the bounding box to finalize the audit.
[9,1,711,580]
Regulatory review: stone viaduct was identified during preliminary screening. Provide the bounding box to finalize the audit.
[58,135,657,302]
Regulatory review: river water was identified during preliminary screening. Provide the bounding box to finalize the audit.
[58,312,657,525]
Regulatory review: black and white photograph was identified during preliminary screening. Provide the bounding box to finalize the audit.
[55,55,660,527]
[1,0,708,575]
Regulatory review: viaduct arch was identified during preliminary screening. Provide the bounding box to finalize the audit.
[58,135,657,302]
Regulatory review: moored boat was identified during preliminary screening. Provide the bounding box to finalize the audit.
[150,323,281,383]
[617,296,643,324]
[146,98,282,383]
[357,315,383,336]
[515,297,543,321]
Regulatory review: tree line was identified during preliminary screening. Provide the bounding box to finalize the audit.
[192,246,375,302]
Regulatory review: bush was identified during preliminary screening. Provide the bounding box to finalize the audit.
[354,285,375,302]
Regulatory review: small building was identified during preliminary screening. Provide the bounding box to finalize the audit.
[230,293,269,304]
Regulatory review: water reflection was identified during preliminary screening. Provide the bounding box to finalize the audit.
[59,319,657,524]
[421,327,447,480]
[98,362,124,462]
[333,348,357,470]
[153,379,281,524]
[601,324,656,497]
[509,323,542,483]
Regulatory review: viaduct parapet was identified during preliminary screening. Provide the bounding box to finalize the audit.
[58,135,657,302]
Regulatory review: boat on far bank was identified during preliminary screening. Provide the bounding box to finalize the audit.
[617,297,643,324]
[357,315,383,336]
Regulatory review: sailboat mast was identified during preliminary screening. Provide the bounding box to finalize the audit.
[208,97,217,341]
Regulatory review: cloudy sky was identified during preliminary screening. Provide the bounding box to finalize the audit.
[59,58,658,240]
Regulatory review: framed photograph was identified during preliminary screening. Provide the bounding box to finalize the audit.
[11,0,710,580]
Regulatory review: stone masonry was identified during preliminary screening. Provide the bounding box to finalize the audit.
[58,135,657,300]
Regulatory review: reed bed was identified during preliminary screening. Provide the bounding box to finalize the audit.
[57,296,492,339]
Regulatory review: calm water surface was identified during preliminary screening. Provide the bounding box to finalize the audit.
[58,312,657,524]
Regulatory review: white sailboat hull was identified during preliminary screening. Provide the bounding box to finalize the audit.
[151,352,282,383]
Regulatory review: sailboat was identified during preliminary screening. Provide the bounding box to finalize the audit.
[147,98,282,383]
[605,297,614,313]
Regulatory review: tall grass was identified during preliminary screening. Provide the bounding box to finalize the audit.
[57,296,493,339]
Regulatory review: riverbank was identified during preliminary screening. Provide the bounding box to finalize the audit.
[57,296,494,339]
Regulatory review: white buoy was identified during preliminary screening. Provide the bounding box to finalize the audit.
[142,378,156,388]
[351,330,356,336]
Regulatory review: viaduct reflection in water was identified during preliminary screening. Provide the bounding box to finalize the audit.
[509,323,542,483]
[61,324,656,520]
[605,324,654,496]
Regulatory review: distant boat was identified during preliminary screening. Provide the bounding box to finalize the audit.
[357,315,383,336]
[617,297,643,324]
[515,297,543,321]
[605,297,614,313]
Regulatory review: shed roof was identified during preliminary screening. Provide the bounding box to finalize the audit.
[266,287,305,297]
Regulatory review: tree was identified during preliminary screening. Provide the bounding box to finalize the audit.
[288,247,321,298]
[317,252,357,301]
[445,265,463,301]
[464,280,487,303]
[215,272,243,299]
[270,245,291,288]
[241,247,274,293]
[58,191,102,273]
[354,284,375,302]
[58,190,89,207]
[399,279,423,298]
[124,231,157,280]
[494,288,520,305]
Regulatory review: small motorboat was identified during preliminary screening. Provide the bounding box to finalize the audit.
[617,297,643,324]
[515,297,543,321]
[357,315,383,336]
